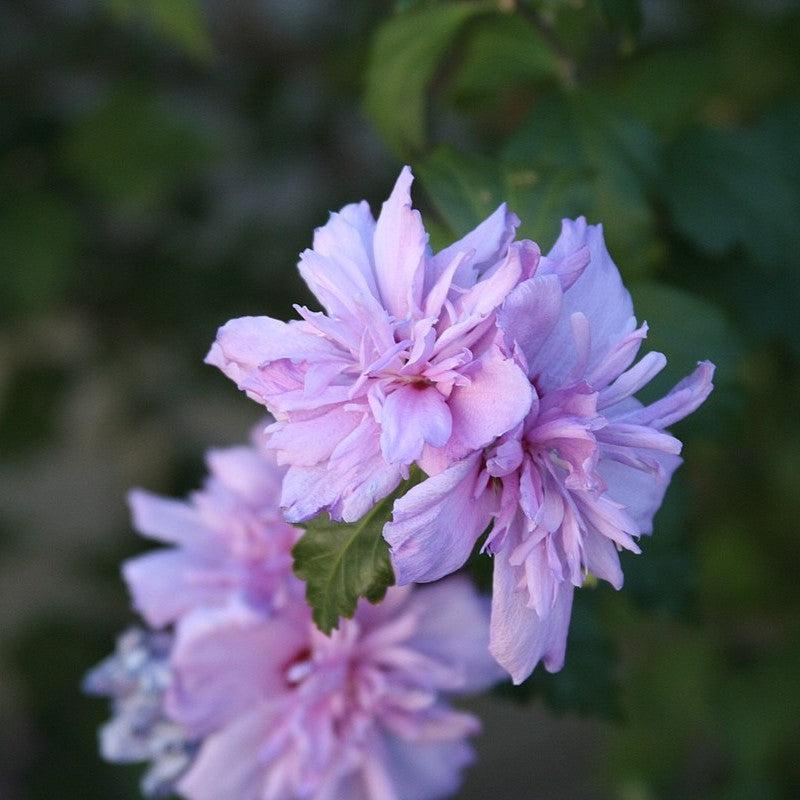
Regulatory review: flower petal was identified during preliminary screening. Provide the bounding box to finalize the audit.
[372,166,428,319]
[384,453,495,584]
[489,550,574,683]
[380,385,452,465]
[530,218,635,391]
[447,344,533,456]
[429,203,519,290]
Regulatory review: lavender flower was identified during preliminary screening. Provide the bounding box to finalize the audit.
[168,579,500,800]
[206,167,534,523]
[124,427,302,628]
[84,628,200,798]
[384,218,714,683]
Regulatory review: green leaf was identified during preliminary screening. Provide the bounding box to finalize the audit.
[502,90,659,274]
[62,87,215,210]
[364,1,493,156]
[420,90,660,276]
[661,104,800,270]
[292,474,422,634]
[106,0,214,62]
[596,0,641,38]
[448,13,559,106]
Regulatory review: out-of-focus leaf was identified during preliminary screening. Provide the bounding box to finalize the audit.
[364,2,493,155]
[62,88,215,210]
[0,365,71,458]
[0,194,79,318]
[503,90,659,272]
[661,104,800,270]
[421,91,660,274]
[448,13,559,105]
[596,0,641,38]
[418,147,503,237]
[106,0,214,61]
[630,281,741,399]
[496,590,619,717]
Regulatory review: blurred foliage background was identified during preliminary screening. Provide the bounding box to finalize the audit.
[1,0,799,798]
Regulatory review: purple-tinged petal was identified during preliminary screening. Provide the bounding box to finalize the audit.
[204,444,282,506]
[122,551,225,629]
[497,273,563,368]
[178,705,272,800]
[167,602,307,736]
[372,166,428,319]
[266,408,360,467]
[408,577,504,692]
[429,203,519,290]
[529,218,635,391]
[598,350,667,410]
[489,549,574,683]
[128,490,205,547]
[385,453,495,584]
[447,344,533,456]
[382,736,476,800]
[454,242,523,319]
[614,361,715,430]
[598,451,681,534]
[380,385,452,465]
[582,530,624,589]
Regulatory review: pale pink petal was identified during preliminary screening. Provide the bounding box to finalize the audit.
[178,705,272,800]
[128,490,205,547]
[122,551,225,629]
[266,408,361,467]
[489,550,574,683]
[372,167,428,319]
[454,242,523,319]
[429,203,519,290]
[408,577,504,692]
[384,453,495,584]
[380,385,452,465]
[205,444,283,506]
[167,603,307,736]
[582,530,624,589]
[447,345,533,456]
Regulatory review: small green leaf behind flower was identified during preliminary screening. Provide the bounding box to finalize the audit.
[292,472,423,635]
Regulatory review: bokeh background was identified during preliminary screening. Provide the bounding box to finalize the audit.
[1,0,799,798]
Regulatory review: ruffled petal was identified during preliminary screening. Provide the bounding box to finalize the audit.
[380,385,452,465]
[447,344,533,456]
[384,453,495,584]
[408,577,504,692]
[530,218,635,391]
[128,490,206,547]
[489,550,574,683]
[429,203,519,290]
[167,602,307,737]
[372,167,428,319]
[497,273,563,368]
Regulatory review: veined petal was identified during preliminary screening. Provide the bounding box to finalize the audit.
[497,273,563,368]
[429,203,519,290]
[372,167,428,319]
[447,345,533,456]
[380,385,452,465]
[384,453,495,585]
[489,550,574,683]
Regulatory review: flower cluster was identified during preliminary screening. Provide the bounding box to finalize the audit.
[88,429,500,800]
[207,168,713,683]
[90,167,713,798]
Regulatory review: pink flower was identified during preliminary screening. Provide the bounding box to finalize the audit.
[168,578,501,800]
[123,426,302,628]
[206,167,534,523]
[385,218,714,684]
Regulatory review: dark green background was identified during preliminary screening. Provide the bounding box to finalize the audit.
[1,1,799,798]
